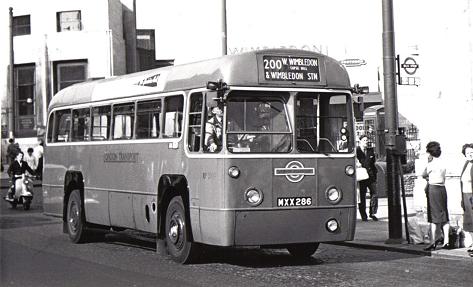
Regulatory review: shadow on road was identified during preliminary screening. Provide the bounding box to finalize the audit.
[194,246,325,267]
[0,215,57,230]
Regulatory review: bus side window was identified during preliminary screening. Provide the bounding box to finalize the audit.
[187,93,204,152]
[113,103,135,140]
[92,106,111,141]
[136,99,161,139]
[54,109,71,142]
[72,108,91,142]
[163,95,183,138]
[47,112,54,143]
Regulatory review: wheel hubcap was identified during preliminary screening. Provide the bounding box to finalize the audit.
[168,213,184,249]
[68,201,79,234]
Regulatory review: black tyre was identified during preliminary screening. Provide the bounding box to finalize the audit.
[287,243,319,259]
[165,196,199,263]
[66,190,90,243]
[23,197,31,210]
[10,202,17,209]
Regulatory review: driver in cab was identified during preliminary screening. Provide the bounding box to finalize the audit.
[205,103,223,152]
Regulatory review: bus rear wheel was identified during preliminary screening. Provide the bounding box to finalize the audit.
[165,196,199,263]
[67,190,90,243]
[287,243,319,259]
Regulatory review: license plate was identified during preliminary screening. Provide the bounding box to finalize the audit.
[277,197,312,207]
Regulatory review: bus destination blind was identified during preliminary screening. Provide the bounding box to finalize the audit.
[262,55,320,82]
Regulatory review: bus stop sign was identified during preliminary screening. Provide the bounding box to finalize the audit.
[401,57,419,75]
[397,54,420,86]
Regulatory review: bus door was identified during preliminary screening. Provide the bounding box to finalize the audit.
[186,91,225,242]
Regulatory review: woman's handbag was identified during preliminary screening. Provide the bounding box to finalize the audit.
[356,167,369,181]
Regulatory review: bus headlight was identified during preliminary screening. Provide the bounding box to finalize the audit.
[228,166,240,178]
[326,218,340,233]
[345,165,355,176]
[325,186,342,204]
[245,188,263,206]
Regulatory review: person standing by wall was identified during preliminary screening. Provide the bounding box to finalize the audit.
[460,143,473,256]
[23,147,38,177]
[422,141,450,251]
[34,138,44,180]
[6,138,20,165]
[356,135,379,221]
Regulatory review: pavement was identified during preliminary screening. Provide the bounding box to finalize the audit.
[335,197,473,261]
[1,165,472,261]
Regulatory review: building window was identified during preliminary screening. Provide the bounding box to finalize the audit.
[14,64,36,137]
[57,10,81,32]
[54,61,87,93]
[13,15,31,36]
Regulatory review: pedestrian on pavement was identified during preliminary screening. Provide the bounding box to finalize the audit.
[459,143,473,256]
[34,138,44,180]
[23,147,38,177]
[356,135,379,221]
[6,138,20,165]
[422,141,450,251]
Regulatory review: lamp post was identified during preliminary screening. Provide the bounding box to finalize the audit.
[8,7,15,138]
[221,0,227,56]
[382,0,403,243]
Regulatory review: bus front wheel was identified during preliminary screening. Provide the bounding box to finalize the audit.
[287,243,319,259]
[67,190,89,243]
[165,196,199,263]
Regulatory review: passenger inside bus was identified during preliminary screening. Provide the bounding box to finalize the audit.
[204,103,223,152]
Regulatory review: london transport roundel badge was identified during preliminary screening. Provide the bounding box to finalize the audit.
[274,161,316,183]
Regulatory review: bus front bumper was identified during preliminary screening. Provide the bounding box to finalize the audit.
[233,207,356,246]
[197,206,356,247]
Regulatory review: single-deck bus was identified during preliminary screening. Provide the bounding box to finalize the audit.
[43,49,359,263]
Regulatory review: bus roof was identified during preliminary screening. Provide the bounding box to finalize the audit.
[48,49,351,111]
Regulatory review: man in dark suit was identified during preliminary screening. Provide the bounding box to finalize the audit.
[356,135,379,221]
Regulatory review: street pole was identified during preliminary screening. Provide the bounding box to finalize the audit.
[221,0,227,56]
[382,0,403,243]
[8,7,15,138]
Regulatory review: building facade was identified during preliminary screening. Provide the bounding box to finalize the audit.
[0,0,138,143]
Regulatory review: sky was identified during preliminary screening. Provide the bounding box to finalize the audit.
[136,0,384,61]
[135,0,473,166]
[135,0,393,90]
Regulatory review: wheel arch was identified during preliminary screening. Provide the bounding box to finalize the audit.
[62,170,85,233]
[157,174,191,240]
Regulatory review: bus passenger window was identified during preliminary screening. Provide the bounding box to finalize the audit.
[54,109,71,142]
[113,103,135,140]
[163,95,183,138]
[72,108,91,142]
[187,93,204,152]
[92,106,111,141]
[136,99,161,139]
[47,112,54,143]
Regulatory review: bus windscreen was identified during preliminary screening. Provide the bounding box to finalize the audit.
[226,93,291,153]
